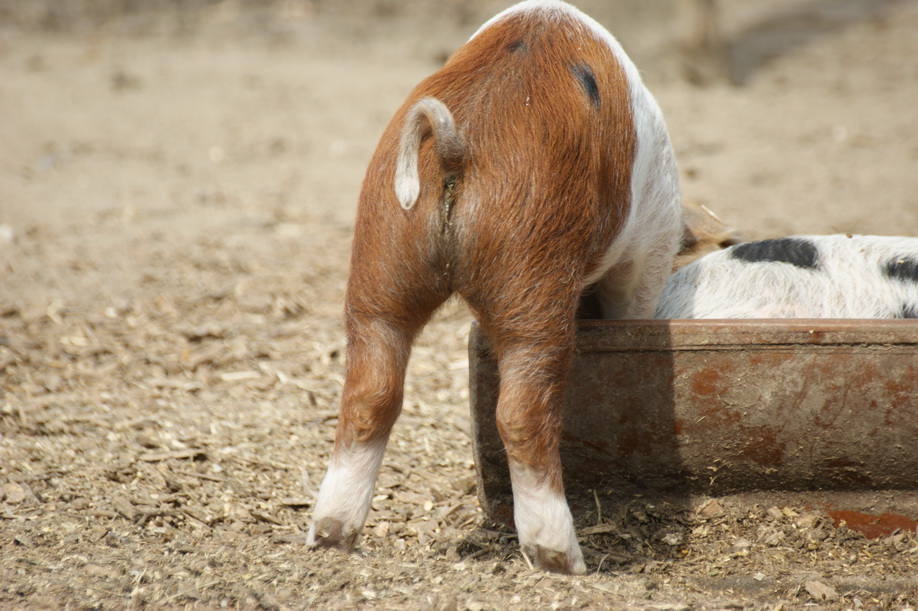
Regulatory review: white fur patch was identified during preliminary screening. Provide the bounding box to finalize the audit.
[308,439,387,545]
[575,7,682,300]
[509,460,586,574]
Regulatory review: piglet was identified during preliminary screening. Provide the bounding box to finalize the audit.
[656,234,918,319]
[309,0,682,574]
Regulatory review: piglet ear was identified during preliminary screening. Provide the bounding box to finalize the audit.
[718,232,745,248]
[681,225,700,249]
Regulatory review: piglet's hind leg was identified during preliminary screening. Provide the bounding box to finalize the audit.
[489,326,586,575]
[308,318,418,551]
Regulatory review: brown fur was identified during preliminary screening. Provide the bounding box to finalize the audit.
[312,3,678,575]
[339,10,635,479]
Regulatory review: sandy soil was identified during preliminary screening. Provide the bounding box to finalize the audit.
[2,1,918,608]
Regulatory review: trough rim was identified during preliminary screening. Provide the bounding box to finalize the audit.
[574,318,918,352]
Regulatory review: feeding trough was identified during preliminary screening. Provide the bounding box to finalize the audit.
[469,319,918,526]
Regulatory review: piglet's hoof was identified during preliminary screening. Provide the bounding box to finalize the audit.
[523,544,587,575]
[308,517,360,552]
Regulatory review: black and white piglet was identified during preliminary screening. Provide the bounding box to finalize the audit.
[655,234,918,319]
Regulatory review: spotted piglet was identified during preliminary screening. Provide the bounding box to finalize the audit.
[655,234,918,319]
[308,0,682,574]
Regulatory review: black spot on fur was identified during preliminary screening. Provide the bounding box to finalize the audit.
[884,256,918,283]
[507,39,528,53]
[729,238,820,270]
[570,63,600,107]
[898,304,918,319]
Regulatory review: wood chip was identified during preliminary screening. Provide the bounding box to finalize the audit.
[145,377,202,391]
[0,482,27,504]
[696,498,725,519]
[804,580,839,602]
[181,343,225,369]
[218,370,262,382]
[112,496,137,521]
[182,507,213,526]
[173,469,226,482]
[278,497,312,508]
[139,449,206,462]
[580,523,619,536]
[251,509,283,526]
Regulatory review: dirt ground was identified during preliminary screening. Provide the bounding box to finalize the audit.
[3,0,918,608]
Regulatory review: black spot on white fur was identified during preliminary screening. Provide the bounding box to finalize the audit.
[899,304,918,319]
[884,256,918,284]
[730,238,820,270]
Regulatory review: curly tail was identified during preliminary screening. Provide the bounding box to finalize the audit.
[394,97,465,210]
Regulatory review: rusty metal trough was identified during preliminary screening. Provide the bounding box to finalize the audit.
[469,320,918,525]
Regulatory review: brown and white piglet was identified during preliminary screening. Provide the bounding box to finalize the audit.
[308,0,682,574]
